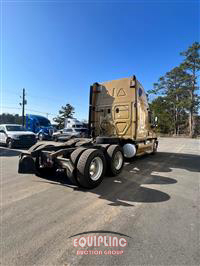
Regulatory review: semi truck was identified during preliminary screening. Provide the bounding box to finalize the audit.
[26,114,54,140]
[64,118,85,129]
[18,75,158,189]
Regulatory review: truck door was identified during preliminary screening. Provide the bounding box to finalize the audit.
[136,87,149,139]
[113,103,132,138]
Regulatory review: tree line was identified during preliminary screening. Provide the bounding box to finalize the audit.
[0,113,22,124]
[149,42,200,137]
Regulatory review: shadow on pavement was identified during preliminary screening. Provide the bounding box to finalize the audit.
[33,150,200,206]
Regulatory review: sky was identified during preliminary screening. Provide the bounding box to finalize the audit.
[1,0,199,123]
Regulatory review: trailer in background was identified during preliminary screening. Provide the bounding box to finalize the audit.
[64,118,85,129]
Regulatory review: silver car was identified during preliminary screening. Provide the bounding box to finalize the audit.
[53,128,88,142]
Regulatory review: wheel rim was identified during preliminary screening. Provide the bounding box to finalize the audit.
[89,157,103,181]
[113,151,123,170]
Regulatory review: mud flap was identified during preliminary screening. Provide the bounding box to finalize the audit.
[18,155,36,174]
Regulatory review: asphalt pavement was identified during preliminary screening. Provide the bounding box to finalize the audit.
[1,138,200,266]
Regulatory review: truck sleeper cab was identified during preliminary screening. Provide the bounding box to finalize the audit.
[89,75,158,157]
[18,75,158,189]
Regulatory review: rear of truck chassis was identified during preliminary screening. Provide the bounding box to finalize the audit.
[18,75,158,189]
[18,137,125,189]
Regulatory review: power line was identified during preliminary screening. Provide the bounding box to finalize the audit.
[1,106,57,117]
[27,92,70,104]
[1,106,21,110]
[26,108,57,116]
[2,88,66,118]
[4,88,72,104]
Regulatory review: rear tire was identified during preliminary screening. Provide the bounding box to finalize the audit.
[70,147,87,166]
[69,147,87,185]
[98,144,110,151]
[106,145,124,176]
[76,149,106,189]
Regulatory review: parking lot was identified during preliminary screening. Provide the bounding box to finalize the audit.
[1,137,200,266]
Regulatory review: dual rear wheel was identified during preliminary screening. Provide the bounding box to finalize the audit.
[70,145,124,189]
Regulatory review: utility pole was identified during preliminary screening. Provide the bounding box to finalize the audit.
[20,88,27,127]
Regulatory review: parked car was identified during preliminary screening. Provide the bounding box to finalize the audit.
[53,128,88,142]
[0,124,37,148]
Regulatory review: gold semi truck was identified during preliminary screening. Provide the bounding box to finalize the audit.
[18,75,158,189]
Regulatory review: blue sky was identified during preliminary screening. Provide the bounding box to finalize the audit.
[1,0,199,122]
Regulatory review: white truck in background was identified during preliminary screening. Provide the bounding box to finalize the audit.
[64,118,85,129]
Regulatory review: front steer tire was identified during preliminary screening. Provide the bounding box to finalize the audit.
[76,149,106,189]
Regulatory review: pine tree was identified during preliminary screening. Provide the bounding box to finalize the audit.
[180,42,200,137]
[149,66,191,135]
[149,96,174,134]
[53,103,75,128]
